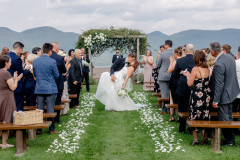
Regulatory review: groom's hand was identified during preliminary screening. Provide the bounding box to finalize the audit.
[111,75,116,82]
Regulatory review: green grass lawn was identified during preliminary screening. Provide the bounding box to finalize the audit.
[1,84,240,160]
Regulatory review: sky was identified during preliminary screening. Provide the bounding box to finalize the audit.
[0,0,240,35]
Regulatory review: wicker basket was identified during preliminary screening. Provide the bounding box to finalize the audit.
[14,109,43,125]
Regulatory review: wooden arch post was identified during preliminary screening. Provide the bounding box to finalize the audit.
[88,47,93,76]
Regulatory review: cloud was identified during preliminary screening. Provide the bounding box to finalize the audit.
[0,0,240,34]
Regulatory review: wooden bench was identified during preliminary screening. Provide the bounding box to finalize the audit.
[152,92,161,97]
[187,120,240,153]
[179,112,240,119]
[144,81,154,84]
[24,105,65,111]
[166,104,178,109]
[61,99,71,104]
[0,121,51,156]
[69,94,77,99]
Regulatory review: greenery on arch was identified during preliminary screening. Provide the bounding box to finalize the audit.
[75,27,149,56]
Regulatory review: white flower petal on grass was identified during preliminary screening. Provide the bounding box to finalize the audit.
[46,93,96,154]
[130,91,184,153]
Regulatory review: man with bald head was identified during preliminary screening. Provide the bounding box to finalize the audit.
[68,49,83,108]
[172,44,195,133]
[1,47,9,55]
[50,42,67,108]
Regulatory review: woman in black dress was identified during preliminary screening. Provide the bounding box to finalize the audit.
[182,50,211,145]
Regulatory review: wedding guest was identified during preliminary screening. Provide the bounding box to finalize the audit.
[23,51,30,59]
[236,46,240,60]
[51,42,67,105]
[222,44,235,58]
[234,54,240,134]
[160,45,165,52]
[156,45,165,63]
[210,42,240,146]
[172,44,195,133]
[202,48,210,56]
[206,53,216,114]
[206,53,215,75]
[112,48,123,63]
[66,49,75,68]
[19,53,26,68]
[24,54,38,106]
[168,46,183,121]
[152,66,160,93]
[8,42,29,111]
[142,49,154,91]
[1,47,9,56]
[32,47,43,57]
[33,43,59,134]
[182,50,211,145]
[157,40,173,113]
[68,49,83,108]
[81,48,90,92]
[0,55,23,149]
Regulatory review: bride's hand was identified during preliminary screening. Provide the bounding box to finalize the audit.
[122,84,126,89]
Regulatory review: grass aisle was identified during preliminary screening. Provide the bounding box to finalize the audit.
[1,84,240,160]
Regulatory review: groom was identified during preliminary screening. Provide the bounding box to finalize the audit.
[110,53,136,82]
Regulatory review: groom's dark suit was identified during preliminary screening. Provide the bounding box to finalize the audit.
[110,58,127,76]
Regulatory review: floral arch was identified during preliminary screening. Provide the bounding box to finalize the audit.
[75,27,148,76]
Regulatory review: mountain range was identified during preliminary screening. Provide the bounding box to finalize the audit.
[0,26,240,66]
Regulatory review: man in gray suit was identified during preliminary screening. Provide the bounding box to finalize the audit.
[157,40,174,113]
[210,42,240,146]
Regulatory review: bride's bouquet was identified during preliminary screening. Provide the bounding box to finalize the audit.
[117,89,128,98]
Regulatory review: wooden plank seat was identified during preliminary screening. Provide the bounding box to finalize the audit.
[61,99,71,104]
[144,81,154,84]
[0,121,51,156]
[178,112,240,119]
[158,97,169,102]
[69,94,77,99]
[146,85,154,88]
[23,105,64,111]
[43,112,57,119]
[166,103,178,108]
[187,120,240,153]
[157,97,169,107]
[152,92,161,97]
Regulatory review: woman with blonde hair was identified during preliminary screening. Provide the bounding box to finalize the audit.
[24,53,38,106]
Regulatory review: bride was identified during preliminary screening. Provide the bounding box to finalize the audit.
[96,60,144,111]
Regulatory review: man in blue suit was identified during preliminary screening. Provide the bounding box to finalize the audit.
[33,43,59,134]
[8,42,30,111]
[50,42,67,105]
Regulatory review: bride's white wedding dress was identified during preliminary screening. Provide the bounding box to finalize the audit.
[96,67,144,111]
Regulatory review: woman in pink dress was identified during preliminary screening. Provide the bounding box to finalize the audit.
[142,50,154,91]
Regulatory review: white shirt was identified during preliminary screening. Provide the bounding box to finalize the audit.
[235,59,240,98]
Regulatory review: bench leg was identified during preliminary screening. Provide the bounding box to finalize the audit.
[211,128,222,153]
[15,129,27,156]
[28,129,36,140]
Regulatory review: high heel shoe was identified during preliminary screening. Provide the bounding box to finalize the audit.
[192,140,200,145]
[202,139,208,145]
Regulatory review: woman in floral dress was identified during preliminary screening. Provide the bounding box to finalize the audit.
[182,50,211,145]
